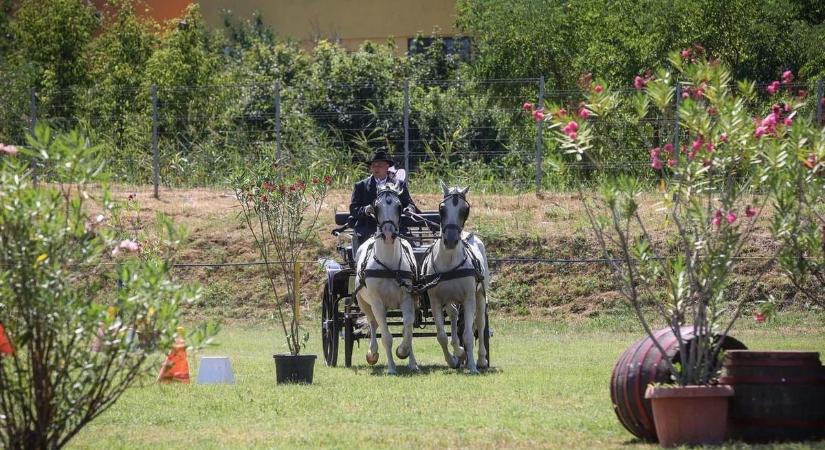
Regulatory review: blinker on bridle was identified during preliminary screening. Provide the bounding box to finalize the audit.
[439,192,470,233]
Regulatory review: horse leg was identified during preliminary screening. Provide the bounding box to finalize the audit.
[431,298,459,368]
[358,296,379,365]
[462,294,479,374]
[396,294,419,371]
[447,303,465,362]
[372,302,397,375]
[474,290,488,369]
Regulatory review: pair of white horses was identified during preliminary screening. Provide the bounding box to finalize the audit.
[353,182,490,375]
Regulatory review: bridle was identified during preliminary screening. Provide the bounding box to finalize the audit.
[374,188,402,237]
[439,192,471,234]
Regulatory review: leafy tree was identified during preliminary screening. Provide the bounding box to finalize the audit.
[0,126,215,449]
[10,0,99,116]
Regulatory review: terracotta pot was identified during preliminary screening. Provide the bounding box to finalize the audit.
[645,384,734,447]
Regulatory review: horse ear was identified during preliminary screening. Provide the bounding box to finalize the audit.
[440,180,450,196]
[460,186,469,196]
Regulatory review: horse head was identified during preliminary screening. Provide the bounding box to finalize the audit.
[374,182,404,243]
[439,181,471,249]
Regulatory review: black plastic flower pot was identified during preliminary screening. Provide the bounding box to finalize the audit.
[273,354,317,384]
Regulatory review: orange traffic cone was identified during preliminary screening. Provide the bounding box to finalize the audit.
[157,326,190,383]
[0,322,14,356]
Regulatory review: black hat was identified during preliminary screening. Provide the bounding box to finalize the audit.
[366,150,395,167]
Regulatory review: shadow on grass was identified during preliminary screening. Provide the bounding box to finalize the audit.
[358,363,503,377]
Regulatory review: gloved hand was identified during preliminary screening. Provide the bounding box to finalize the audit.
[363,204,375,217]
[403,205,416,215]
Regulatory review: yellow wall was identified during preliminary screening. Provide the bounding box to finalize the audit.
[198,0,462,53]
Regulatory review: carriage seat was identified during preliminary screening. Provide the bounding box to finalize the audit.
[334,212,441,228]
[334,211,441,267]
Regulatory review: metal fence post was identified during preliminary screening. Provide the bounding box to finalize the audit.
[30,87,38,185]
[29,87,37,135]
[673,84,682,160]
[275,82,282,160]
[816,79,823,126]
[535,76,545,195]
[151,85,160,200]
[403,80,410,171]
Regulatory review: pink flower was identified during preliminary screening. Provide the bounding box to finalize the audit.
[663,143,673,154]
[707,106,717,115]
[754,312,766,323]
[667,159,677,168]
[651,157,663,170]
[782,70,793,84]
[754,126,769,138]
[705,142,714,152]
[681,49,691,58]
[692,88,704,100]
[761,113,778,128]
[691,138,703,151]
[719,133,728,143]
[687,149,698,161]
[112,239,141,257]
[324,175,333,185]
[563,121,579,134]
[712,210,723,227]
[567,131,577,140]
[767,81,780,95]
[726,211,737,224]
[0,144,19,156]
[745,205,757,218]
[682,91,690,99]
[556,108,567,118]
[522,102,534,111]
[784,116,793,127]
[578,107,590,119]
[594,84,603,93]
[650,147,661,159]
[533,110,545,122]
[633,76,646,90]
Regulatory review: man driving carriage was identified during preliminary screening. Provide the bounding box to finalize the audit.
[348,150,420,254]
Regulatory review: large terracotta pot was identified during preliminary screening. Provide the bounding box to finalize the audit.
[645,384,734,447]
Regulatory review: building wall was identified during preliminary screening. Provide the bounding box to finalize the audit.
[198,0,462,53]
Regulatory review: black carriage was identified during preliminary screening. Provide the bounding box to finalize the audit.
[321,211,491,367]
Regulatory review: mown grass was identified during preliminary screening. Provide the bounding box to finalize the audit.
[68,312,825,449]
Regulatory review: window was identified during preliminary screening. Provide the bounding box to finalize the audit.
[407,36,471,60]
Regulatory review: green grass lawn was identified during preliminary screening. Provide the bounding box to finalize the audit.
[69,313,825,449]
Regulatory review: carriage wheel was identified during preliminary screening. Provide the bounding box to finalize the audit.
[344,305,355,368]
[321,285,339,367]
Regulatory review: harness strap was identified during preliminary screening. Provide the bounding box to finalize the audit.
[354,239,418,296]
[415,238,485,293]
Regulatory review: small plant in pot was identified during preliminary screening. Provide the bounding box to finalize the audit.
[233,162,332,384]
[536,49,807,446]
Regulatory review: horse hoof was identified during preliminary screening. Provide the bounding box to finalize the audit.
[395,346,410,360]
[387,368,397,375]
[366,352,379,365]
[477,358,489,369]
[448,356,459,368]
[469,368,480,375]
[409,364,420,372]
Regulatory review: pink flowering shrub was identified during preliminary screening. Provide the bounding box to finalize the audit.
[540,51,814,385]
[233,164,332,355]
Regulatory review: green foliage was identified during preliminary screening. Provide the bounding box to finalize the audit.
[10,0,99,115]
[232,162,332,355]
[546,56,812,385]
[0,125,215,449]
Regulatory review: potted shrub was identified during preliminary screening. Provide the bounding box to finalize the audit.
[233,163,331,384]
[536,49,807,446]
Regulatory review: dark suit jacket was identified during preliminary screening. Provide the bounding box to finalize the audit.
[349,175,419,238]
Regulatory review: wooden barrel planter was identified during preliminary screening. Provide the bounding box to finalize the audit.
[610,327,747,441]
[720,350,825,443]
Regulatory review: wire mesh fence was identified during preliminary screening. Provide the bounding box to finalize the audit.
[3,77,824,197]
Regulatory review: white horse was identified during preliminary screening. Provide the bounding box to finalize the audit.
[422,182,490,374]
[353,183,419,374]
